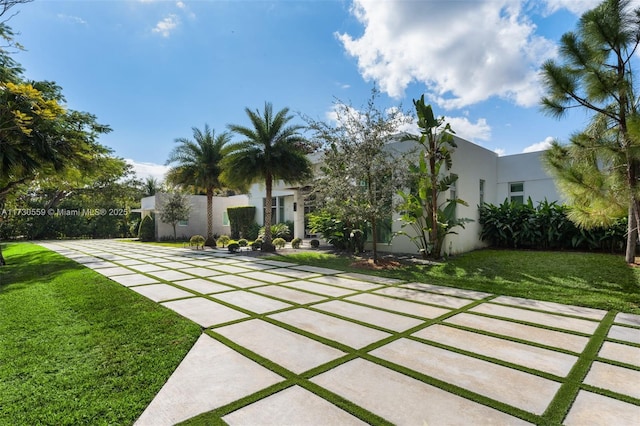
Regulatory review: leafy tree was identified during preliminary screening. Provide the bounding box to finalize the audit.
[159,192,191,241]
[166,125,232,246]
[224,103,313,252]
[540,0,640,263]
[396,96,472,259]
[142,176,162,197]
[306,88,409,263]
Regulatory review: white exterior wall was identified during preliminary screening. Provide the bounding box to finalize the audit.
[139,193,249,240]
[246,181,306,239]
[496,152,562,204]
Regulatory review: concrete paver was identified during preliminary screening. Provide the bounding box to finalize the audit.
[608,324,640,344]
[174,278,234,294]
[109,274,159,287]
[209,264,251,274]
[212,291,291,314]
[215,320,345,373]
[147,269,194,282]
[583,361,640,399]
[130,283,194,302]
[415,324,578,377]
[210,274,266,288]
[445,312,590,353]
[94,266,132,277]
[162,297,247,327]
[337,272,404,285]
[346,292,450,319]
[239,271,295,284]
[269,309,390,348]
[311,359,531,426]
[403,282,491,299]
[128,264,168,273]
[134,334,283,426]
[267,267,320,279]
[178,267,224,277]
[313,300,424,332]
[282,280,357,297]
[491,296,607,320]
[564,390,640,426]
[615,312,640,327]
[222,386,367,426]
[290,265,341,275]
[371,338,561,415]
[253,285,327,304]
[311,275,382,291]
[471,303,600,334]
[375,286,475,309]
[598,341,640,367]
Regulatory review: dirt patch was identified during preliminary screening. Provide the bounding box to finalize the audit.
[349,258,402,270]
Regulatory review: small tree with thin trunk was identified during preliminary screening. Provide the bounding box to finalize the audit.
[306,88,409,263]
[159,192,191,241]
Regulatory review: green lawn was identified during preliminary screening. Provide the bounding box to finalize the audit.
[268,249,640,314]
[0,243,201,425]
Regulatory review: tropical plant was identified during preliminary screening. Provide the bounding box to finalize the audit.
[237,238,248,247]
[166,125,232,245]
[227,241,239,252]
[223,103,313,252]
[142,177,161,197]
[138,214,155,242]
[189,234,205,249]
[251,238,262,251]
[310,239,320,248]
[258,222,291,241]
[396,96,472,259]
[540,0,640,263]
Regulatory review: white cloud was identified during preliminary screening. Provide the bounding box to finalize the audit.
[57,14,87,25]
[494,148,506,156]
[523,136,554,153]
[445,116,491,142]
[543,0,603,15]
[126,159,169,181]
[152,14,179,37]
[337,0,556,109]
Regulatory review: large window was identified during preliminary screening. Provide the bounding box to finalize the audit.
[263,196,286,225]
[222,211,229,226]
[509,182,524,204]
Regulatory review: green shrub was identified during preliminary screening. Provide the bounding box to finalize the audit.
[217,235,231,248]
[307,210,364,251]
[227,206,256,239]
[291,237,302,249]
[479,198,626,252]
[251,239,262,251]
[189,235,205,249]
[310,239,320,248]
[228,242,240,253]
[272,237,286,249]
[138,214,155,242]
[238,238,248,247]
[259,223,291,241]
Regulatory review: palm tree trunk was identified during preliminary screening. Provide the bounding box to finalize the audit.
[206,187,213,240]
[263,175,275,252]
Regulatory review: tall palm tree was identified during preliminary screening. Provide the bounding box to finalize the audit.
[224,103,312,251]
[166,125,232,244]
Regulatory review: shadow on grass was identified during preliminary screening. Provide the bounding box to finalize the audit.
[0,244,85,290]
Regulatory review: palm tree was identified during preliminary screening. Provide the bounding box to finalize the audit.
[224,102,312,251]
[166,125,232,245]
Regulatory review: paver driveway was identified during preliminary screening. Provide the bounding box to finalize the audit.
[39,240,640,425]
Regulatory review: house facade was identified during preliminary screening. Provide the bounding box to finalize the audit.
[139,193,250,241]
[139,136,560,253]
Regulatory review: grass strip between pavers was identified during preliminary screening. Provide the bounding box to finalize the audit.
[540,310,617,424]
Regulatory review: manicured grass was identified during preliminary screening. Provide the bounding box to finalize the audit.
[0,243,201,425]
[269,249,640,314]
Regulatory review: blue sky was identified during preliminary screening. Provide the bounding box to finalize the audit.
[9,0,606,180]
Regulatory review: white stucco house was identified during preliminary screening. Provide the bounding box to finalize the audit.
[139,136,560,253]
[139,193,250,241]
